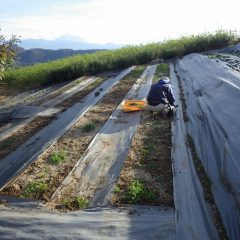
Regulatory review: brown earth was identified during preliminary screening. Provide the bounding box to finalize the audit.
[56,77,106,108]
[112,111,174,207]
[0,85,18,102]
[0,116,55,160]
[0,76,109,159]
[0,67,144,204]
[33,77,88,106]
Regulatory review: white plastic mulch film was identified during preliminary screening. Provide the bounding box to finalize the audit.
[175,54,240,239]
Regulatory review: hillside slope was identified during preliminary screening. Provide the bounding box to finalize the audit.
[16,48,104,66]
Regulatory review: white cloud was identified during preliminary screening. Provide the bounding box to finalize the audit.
[1,0,240,44]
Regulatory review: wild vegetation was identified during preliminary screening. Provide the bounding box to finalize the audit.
[0,30,20,81]
[2,30,238,89]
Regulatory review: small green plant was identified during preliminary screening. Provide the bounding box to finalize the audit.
[82,122,95,132]
[113,185,121,194]
[62,198,71,208]
[140,143,155,159]
[126,181,145,204]
[75,196,88,209]
[0,138,13,150]
[140,148,149,158]
[145,161,158,170]
[156,175,165,182]
[22,179,48,198]
[49,150,66,164]
[126,181,156,204]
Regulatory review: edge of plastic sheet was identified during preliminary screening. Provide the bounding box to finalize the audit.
[0,67,134,189]
[175,54,240,239]
[170,63,219,240]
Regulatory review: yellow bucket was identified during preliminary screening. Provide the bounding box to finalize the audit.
[122,100,146,112]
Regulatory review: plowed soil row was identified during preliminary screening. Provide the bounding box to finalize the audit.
[0,67,145,205]
[0,75,110,159]
[56,77,106,108]
[0,85,18,102]
[0,116,55,160]
[33,77,87,106]
[112,112,173,207]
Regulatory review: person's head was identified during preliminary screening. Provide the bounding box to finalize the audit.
[158,76,170,83]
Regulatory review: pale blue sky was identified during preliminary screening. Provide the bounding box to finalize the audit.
[1,0,239,44]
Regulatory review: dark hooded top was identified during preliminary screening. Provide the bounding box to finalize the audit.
[147,77,175,106]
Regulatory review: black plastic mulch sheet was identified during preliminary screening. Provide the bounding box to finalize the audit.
[176,54,240,239]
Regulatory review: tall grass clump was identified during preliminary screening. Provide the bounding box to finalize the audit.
[3,30,238,89]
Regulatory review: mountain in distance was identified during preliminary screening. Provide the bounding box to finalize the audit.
[20,34,124,50]
[16,48,104,66]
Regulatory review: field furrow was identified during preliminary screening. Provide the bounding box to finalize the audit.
[0,75,108,142]
[0,67,134,190]
[49,65,156,210]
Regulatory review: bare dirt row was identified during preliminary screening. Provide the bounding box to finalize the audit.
[0,66,145,207]
[0,75,109,159]
[112,112,173,207]
[0,116,55,160]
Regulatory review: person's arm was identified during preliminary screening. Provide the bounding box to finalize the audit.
[167,85,175,106]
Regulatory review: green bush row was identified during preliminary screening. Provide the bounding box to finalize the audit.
[3,30,239,89]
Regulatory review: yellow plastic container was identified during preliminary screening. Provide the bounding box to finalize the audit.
[122,100,146,112]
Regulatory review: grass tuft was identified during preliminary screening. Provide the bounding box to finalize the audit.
[0,138,13,150]
[75,196,88,209]
[49,151,66,164]
[126,181,156,204]
[60,196,88,210]
[22,179,48,198]
[82,123,96,133]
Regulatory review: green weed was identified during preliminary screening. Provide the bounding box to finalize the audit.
[0,138,13,150]
[113,185,121,194]
[22,179,48,198]
[145,161,158,170]
[126,181,156,204]
[82,122,96,132]
[75,196,88,209]
[62,198,71,208]
[140,142,155,159]
[49,151,66,164]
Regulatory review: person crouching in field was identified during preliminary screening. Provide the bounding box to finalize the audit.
[146,76,177,117]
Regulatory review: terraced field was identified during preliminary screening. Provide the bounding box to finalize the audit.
[0,47,240,239]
